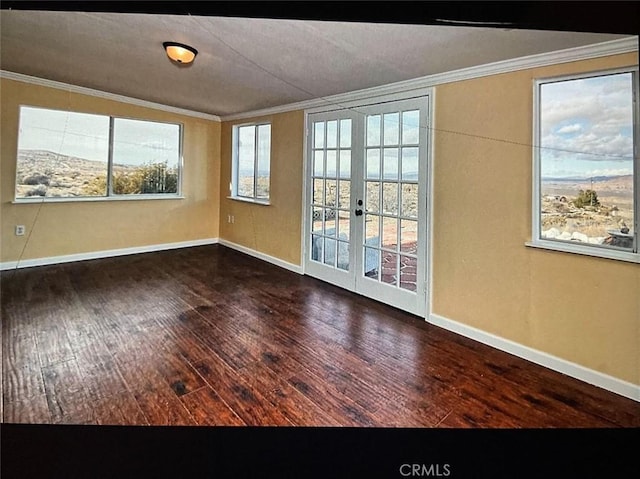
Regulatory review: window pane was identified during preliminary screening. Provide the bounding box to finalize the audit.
[314,150,324,177]
[381,251,398,286]
[365,214,380,247]
[237,125,255,197]
[312,208,323,232]
[366,149,380,179]
[382,216,398,250]
[383,148,399,180]
[367,115,381,147]
[366,181,380,213]
[382,182,399,215]
[313,178,324,205]
[256,124,271,199]
[325,179,337,207]
[314,122,325,149]
[337,211,350,241]
[326,120,338,148]
[400,255,418,291]
[401,184,418,218]
[539,72,635,249]
[16,107,109,198]
[402,110,420,145]
[311,235,323,262]
[400,219,418,254]
[339,150,351,179]
[339,119,352,148]
[401,147,419,181]
[112,118,180,195]
[338,180,350,209]
[324,238,336,266]
[326,150,337,178]
[383,112,400,146]
[364,248,379,280]
[325,209,336,236]
[337,241,349,271]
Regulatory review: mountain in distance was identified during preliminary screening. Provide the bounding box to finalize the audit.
[541,174,632,198]
[541,174,632,183]
[18,149,155,170]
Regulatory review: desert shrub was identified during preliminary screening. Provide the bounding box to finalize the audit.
[22,174,50,186]
[138,162,178,194]
[573,189,600,208]
[81,162,177,195]
[82,175,108,196]
[26,185,47,196]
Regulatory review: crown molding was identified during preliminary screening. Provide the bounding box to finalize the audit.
[221,36,638,121]
[2,37,636,123]
[0,70,222,122]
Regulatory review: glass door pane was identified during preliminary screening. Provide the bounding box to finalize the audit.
[310,118,352,272]
[362,108,421,293]
[305,95,428,317]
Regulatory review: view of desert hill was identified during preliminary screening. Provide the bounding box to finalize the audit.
[15,149,165,197]
[542,175,633,198]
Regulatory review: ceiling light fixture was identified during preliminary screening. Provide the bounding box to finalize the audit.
[163,42,198,65]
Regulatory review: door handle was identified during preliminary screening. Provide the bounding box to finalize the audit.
[355,209,363,216]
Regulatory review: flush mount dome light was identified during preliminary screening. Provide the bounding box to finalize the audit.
[163,42,198,64]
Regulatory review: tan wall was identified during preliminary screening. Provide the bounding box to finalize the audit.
[3,51,637,387]
[1,78,221,262]
[219,110,304,266]
[432,52,639,385]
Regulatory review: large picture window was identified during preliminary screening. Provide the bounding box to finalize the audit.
[15,106,181,200]
[232,123,271,202]
[533,68,638,262]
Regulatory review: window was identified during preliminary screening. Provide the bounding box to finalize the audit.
[15,106,182,200]
[532,68,639,262]
[232,123,271,202]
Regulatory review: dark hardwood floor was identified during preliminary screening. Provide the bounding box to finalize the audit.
[2,244,639,427]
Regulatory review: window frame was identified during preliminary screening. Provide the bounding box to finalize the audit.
[230,121,271,205]
[529,66,640,263]
[14,105,184,202]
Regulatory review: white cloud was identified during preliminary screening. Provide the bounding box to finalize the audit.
[584,168,633,177]
[540,73,634,164]
[556,123,582,134]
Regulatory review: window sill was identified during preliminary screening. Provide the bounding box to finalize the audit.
[12,195,185,204]
[227,196,270,206]
[525,240,640,264]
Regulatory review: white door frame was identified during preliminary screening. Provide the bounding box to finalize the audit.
[301,88,435,318]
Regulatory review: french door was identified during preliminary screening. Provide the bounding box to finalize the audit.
[304,96,430,316]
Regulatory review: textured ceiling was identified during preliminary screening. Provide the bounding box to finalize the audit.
[0,11,631,117]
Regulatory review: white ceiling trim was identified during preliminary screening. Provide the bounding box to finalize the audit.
[0,70,222,122]
[1,37,636,122]
[221,37,638,121]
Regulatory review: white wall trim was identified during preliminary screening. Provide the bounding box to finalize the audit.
[0,238,219,271]
[0,70,221,122]
[218,239,303,274]
[428,313,640,403]
[221,37,637,121]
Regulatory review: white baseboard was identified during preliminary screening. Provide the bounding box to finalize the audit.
[0,238,219,271]
[218,239,303,274]
[428,313,640,403]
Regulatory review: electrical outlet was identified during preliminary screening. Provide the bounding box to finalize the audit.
[231,215,235,224]
[15,225,26,236]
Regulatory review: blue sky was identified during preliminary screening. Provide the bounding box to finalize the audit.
[540,72,634,179]
[18,107,180,167]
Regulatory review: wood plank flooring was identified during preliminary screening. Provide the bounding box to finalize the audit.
[2,244,639,427]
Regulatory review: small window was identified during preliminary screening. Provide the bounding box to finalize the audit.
[15,106,181,200]
[232,123,271,202]
[532,68,639,262]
